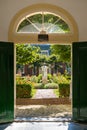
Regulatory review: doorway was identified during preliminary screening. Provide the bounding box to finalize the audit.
[15,43,72,121]
[8,4,78,122]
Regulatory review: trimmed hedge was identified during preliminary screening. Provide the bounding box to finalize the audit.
[44,83,58,89]
[56,74,70,97]
[33,82,58,89]
[16,76,33,98]
[58,83,70,97]
[16,84,32,98]
[33,83,44,89]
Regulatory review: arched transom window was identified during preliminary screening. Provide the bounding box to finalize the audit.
[17,12,70,34]
[8,4,78,43]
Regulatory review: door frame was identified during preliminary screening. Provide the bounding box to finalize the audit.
[14,43,73,119]
[8,3,79,120]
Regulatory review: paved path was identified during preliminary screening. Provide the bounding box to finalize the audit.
[33,89,57,99]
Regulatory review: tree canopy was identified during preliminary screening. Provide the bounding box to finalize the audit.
[50,45,71,63]
[16,44,40,65]
[16,43,71,70]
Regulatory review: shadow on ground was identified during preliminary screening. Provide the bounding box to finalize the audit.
[16,105,72,118]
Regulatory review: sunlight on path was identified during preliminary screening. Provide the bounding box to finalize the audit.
[33,89,57,99]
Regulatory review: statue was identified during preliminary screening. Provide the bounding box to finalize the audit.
[41,64,48,83]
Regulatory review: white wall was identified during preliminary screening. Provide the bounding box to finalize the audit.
[0,0,87,41]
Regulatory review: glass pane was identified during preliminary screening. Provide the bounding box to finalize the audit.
[17,12,70,33]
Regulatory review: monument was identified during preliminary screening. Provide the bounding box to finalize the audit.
[41,64,48,84]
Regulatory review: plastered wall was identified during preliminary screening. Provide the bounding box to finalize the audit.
[0,0,87,42]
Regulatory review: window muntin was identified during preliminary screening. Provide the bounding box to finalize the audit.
[17,12,70,34]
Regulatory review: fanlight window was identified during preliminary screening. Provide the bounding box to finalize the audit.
[17,12,70,34]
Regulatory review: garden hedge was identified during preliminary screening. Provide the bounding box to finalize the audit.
[33,82,58,89]
[58,83,70,97]
[16,84,32,98]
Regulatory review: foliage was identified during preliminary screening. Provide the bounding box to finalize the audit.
[16,44,40,65]
[33,83,44,89]
[33,82,58,89]
[50,45,71,63]
[52,75,59,83]
[57,74,70,97]
[58,83,70,97]
[16,84,32,98]
[33,55,48,67]
[16,74,71,98]
[57,74,70,84]
[31,89,37,98]
[30,75,38,83]
[44,83,58,89]
[16,44,55,68]
[47,54,59,64]
[37,74,42,83]
[47,74,53,83]
[16,75,34,98]
[54,89,59,97]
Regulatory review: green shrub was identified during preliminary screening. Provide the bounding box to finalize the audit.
[57,75,70,97]
[58,83,70,97]
[33,82,58,89]
[16,75,33,98]
[44,83,58,89]
[33,83,44,89]
[47,74,53,83]
[37,74,54,83]
[32,89,37,98]
[16,84,33,98]
[52,75,59,83]
[57,75,69,84]
[54,89,59,97]
[37,74,42,83]
[30,75,38,83]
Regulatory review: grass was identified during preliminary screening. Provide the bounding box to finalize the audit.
[32,89,37,98]
[54,89,59,97]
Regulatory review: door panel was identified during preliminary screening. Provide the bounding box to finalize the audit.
[0,42,14,123]
[72,42,87,121]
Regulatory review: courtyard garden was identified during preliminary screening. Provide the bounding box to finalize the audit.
[16,43,71,99]
[16,73,70,99]
[16,44,71,119]
[16,73,71,119]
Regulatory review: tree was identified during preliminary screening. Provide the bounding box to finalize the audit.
[47,54,59,64]
[16,44,40,65]
[50,45,71,63]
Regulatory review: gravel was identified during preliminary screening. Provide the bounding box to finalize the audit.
[16,105,72,118]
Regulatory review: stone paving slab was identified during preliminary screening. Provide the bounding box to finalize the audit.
[33,89,57,99]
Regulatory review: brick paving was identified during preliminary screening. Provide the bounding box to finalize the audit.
[33,89,57,99]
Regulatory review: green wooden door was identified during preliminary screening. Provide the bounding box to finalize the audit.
[0,42,14,123]
[72,42,87,122]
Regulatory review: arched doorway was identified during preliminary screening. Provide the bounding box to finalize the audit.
[7,4,78,122]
